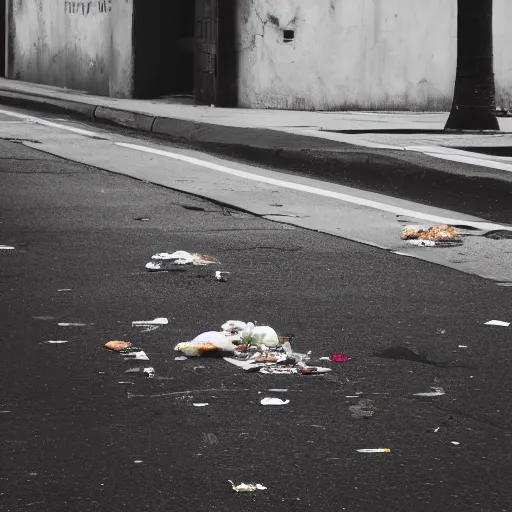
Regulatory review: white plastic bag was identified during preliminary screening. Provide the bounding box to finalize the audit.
[174,331,236,357]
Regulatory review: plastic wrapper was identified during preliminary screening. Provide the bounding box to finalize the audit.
[147,251,218,270]
[174,331,236,357]
[228,481,267,492]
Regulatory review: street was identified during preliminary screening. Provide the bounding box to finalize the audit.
[1,106,512,512]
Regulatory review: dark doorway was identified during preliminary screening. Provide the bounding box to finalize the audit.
[133,0,194,99]
[133,0,237,105]
[0,0,5,77]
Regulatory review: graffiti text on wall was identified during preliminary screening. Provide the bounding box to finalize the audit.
[64,1,112,15]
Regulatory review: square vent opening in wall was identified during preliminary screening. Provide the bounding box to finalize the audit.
[283,30,295,42]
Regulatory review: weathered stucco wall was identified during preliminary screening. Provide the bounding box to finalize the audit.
[494,0,512,109]
[237,0,512,111]
[9,0,133,97]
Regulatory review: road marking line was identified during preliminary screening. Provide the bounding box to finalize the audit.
[415,150,512,173]
[0,108,101,137]
[116,142,512,231]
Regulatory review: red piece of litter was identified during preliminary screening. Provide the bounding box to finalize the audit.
[332,355,351,362]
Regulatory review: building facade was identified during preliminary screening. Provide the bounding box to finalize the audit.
[2,0,512,111]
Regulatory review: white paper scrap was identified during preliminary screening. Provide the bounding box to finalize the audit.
[193,403,209,407]
[46,340,69,344]
[484,320,510,327]
[261,397,290,406]
[413,387,445,397]
[58,323,87,327]
[0,245,15,250]
[132,317,168,326]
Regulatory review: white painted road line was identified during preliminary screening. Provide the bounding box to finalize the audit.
[116,142,512,232]
[0,109,102,138]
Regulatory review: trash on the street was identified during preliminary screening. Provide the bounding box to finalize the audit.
[57,289,72,292]
[484,320,510,327]
[401,225,463,247]
[175,331,237,357]
[413,387,445,397]
[357,448,391,453]
[105,341,132,351]
[122,350,149,361]
[261,397,290,406]
[228,481,267,493]
[132,317,168,327]
[33,316,55,321]
[175,356,188,361]
[458,345,468,348]
[193,403,209,407]
[451,441,460,446]
[319,357,331,361]
[134,217,151,221]
[46,340,69,344]
[215,271,230,282]
[58,322,87,327]
[332,354,351,362]
[176,321,332,376]
[124,367,155,378]
[0,245,15,250]
[146,251,218,271]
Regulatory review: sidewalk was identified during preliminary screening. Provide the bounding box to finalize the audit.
[2,77,512,224]
[2,77,512,150]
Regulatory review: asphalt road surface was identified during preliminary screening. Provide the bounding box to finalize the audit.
[1,115,512,512]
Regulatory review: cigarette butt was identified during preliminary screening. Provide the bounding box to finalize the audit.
[357,448,391,453]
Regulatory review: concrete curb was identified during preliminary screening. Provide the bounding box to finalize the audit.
[1,87,512,224]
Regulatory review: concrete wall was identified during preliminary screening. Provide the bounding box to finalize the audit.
[236,0,512,111]
[9,0,133,97]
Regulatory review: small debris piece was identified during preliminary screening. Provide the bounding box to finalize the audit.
[228,480,267,493]
[175,356,188,361]
[45,340,69,344]
[134,217,151,221]
[261,398,290,406]
[357,448,391,453]
[146,251,218,271]
[132,318,168,326]
[319,357,331,361]
[0,245,15,250]
[413,387,445,397]
[193,403,209,407]
[451,441,460,446]
[122,350,149,361]
[58,322,87,327]
[434,427,440,433]
[57,289,72,292]
[105,341,132,352]
[215,271,230,282]
[401,225,461,241]
[134,460,144,463]
[331,354,351,362]
[458,345,468,348]
[484,320,510,327]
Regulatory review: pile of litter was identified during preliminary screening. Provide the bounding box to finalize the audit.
[174,320,333,376]
[401,225,463,247]
[146,251,218,271]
